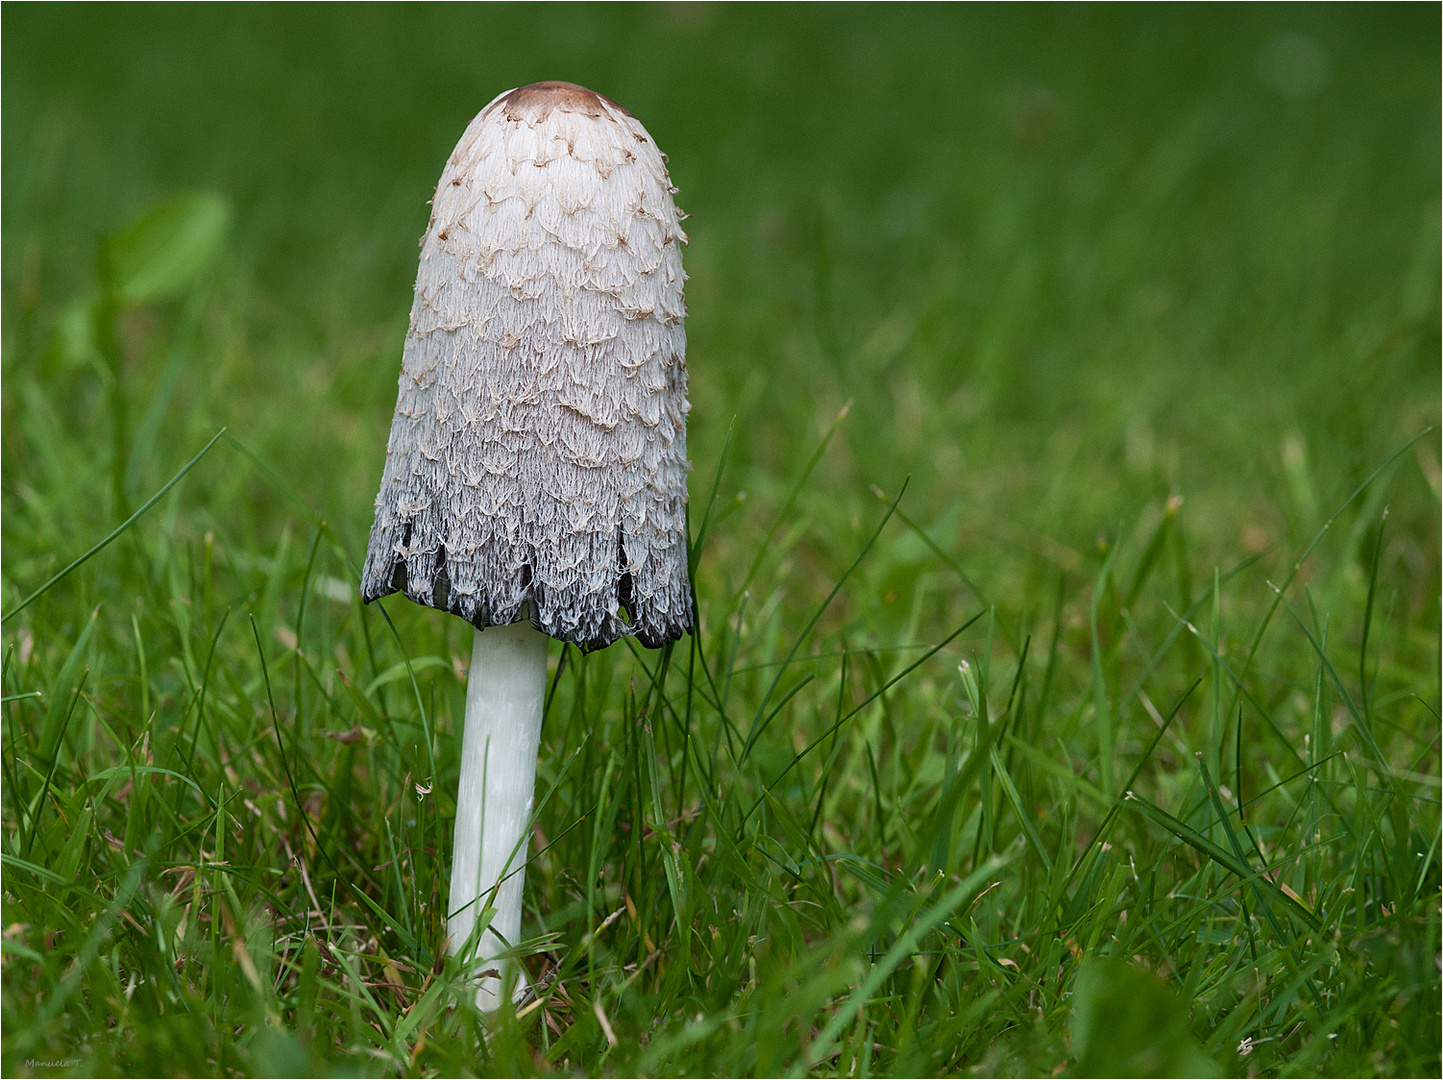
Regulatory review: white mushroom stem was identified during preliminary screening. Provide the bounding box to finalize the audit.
[448,620,548,1010]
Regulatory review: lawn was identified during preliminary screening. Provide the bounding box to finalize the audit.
[2,5,1439,1076]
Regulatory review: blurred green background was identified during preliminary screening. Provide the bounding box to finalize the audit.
[3,5,1438,1076]
[6,4,1437,591]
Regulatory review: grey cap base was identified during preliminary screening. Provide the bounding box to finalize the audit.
[359,533,691,653]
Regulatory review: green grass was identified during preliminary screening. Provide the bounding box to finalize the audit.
[2,5,1439,1076]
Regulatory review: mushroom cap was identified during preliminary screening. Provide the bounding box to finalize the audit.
[361,82,692,651]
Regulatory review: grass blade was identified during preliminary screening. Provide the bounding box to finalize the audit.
[3,428,226,625]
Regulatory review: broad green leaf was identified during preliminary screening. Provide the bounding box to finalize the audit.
[1072,959,1220,1077]
[108,191,231,305]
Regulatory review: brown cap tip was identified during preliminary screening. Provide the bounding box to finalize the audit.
[495,81,633,124]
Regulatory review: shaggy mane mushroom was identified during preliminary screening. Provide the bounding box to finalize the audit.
[361,80,692,1008]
